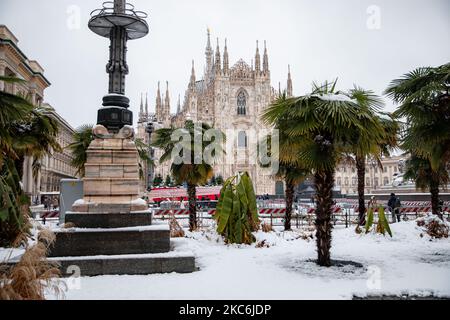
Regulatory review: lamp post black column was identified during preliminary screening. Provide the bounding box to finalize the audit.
[88,0,149,132]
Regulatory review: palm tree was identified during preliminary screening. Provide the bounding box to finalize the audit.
[134,137,153,181]
[345,88,399,225]
[10,105,61,179]
[1,76,60,246]
[151,120,225,231]
[261,94,310,231]
[263,80,383,266]
[403,155,449,219]
[386,63,450,217]
[0,76,34,167]
[69,124,94,177]
[278,164,308,231]
[68,124,152,179]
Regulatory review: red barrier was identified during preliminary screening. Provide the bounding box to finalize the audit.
[40,211,59,219]
[154,209,190,216]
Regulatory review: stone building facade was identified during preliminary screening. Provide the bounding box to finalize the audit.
[335,155,404,195]
[137,30,293,195]
[0,25,77,202]
[38,103,78,195]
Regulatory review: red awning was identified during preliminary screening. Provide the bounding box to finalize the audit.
[148,186,222,202]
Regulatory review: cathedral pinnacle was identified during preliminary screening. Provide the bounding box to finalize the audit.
[223,38,229,74]
[287,65,293,97]
[215,37,221,74]
[145,92,148,115]
[255,40,261,74]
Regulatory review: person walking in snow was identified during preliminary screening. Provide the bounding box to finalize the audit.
[388,193,401,223]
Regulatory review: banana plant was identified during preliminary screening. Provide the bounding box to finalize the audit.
[365,206,392,237]
[215,172,259,244]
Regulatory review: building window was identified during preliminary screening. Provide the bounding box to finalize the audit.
[352,177,357,186]
[344,178,349,186]
[337,177,342,186]
[237,91,246,115]
[384,177,389,186]
[366,178,370,186]
[238,131,247,148]
[383,167,387,173]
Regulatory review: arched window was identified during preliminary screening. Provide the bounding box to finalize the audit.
[237,91,246,115]
[238,131,247,148]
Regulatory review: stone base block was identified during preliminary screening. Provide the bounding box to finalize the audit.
[72,197,147,213]
[65,212,152,229]
[48,226,170,257]
[50,253,196,276]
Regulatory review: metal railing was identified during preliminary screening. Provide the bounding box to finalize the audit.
[90,1,148,19]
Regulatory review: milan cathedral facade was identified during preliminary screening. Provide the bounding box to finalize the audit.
[137,30,294,195]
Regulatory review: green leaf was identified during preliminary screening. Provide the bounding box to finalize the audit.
[365,207,374,233]
[378,207,393,237]
[217,184,233,234]
[0,208,9,221]
[232,190,242,243]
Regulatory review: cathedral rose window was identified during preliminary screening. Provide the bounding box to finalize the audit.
[237,91,246,115]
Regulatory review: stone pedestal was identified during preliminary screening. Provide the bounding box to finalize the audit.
[47,125,196,276]
[72,125,148,213]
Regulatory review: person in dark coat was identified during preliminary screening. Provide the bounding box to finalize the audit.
[387,193,401,223]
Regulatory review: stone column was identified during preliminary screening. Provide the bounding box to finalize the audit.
[36,168,42,203]
[27,157,34,195]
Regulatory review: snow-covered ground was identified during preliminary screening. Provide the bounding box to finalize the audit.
[40,220,450,300]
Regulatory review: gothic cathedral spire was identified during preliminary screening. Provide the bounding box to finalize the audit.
[215,38,221,75]
[255,40,261,75]
[223,38,229,75]
[189,60,196,90]
[263,40,269,75]
[156,81,162,121]
[177,94,181,114]
[138,93,144,123]
[205,28,213,76]
[165,81,170,118]
[287,65,293,97]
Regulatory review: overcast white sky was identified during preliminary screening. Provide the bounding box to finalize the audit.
[1,0,449,129]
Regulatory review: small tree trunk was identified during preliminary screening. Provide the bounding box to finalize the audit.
[429,174,442,220]
[284,181,295,231]
[356,156,366,226]
[314,169,335,267]
[187,183,197,231]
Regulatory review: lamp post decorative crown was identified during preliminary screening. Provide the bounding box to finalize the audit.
[88,0,149,132]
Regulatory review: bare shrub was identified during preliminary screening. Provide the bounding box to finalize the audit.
[0,228,65,300]
[169,215,185,238]
[261,222,273,233]
[417,215,449,239]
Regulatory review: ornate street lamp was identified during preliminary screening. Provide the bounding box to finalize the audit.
[88,0,149,132]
